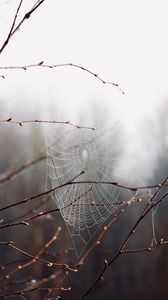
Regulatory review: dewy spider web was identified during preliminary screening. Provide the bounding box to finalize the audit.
[45,124,123,259]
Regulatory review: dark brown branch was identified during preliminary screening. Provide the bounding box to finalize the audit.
[0,155,46,185]
[0,240,77,273]
[0,175,163,215]
[0,270,63,295]
[0,258,28,271]
[25,269,63,297]
[117,238,168,255]
[0,171,85,213]
[81,177,168,299]
[0,191,148,229]
[77,204,128,267]
[0,0,46,55]
[0,0,23,54]
[2,195,51,226]
[1,227,61,280]
[70,180,168,192]
[0,118,95,130]
[0,63,124,93]
[0,187,93,228]
[0,193,147,229]
[45,194,145,297]
[0,285,71,298]
[96,240,168,256]
[118,179,168,253]
[0,208,59,229]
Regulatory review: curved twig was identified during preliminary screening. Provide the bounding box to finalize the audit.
[0,62,124,93]
[0,118,95,130]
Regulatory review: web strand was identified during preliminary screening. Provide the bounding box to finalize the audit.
[46,124,123,258]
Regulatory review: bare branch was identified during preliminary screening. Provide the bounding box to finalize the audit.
[0,0,46,55]
[0,193,148,229]
[0,0,23,54]
[0,171,85,213]
[0,285,71,298]
[0,197,135,229]
[0,155,46,185]
[0,63,124,93]
[0,227,61,280]
[0,174,164,215]
[0,118,95,130]
[77,204,127,267]
[0,240,77,273]
[81,177,168,299]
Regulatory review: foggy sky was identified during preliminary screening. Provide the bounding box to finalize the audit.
[0,0,168,182]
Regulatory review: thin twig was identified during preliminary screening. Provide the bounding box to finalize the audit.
[0,187,93,228]
[0,176,163,214]
[77,204,127,267]
[0,0,46,55]
[0,193,147,229]
[0,63,124,93]
[0,118,95,130]
[0,227,61,280]
[2,195,51,226]
[0,285,71,298]
[0,241,77,273]
[0,0,23,54]
[81,177,168,299]
[96,240,168,256]
[0,155,46,185]
[0,209,59,228]
[0,191,147,229]
[0,171,85,213]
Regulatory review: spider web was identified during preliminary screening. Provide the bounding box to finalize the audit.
[45,124,123,259]
[151,187,167,246]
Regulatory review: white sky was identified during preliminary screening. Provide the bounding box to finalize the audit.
[0,0,168,180]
